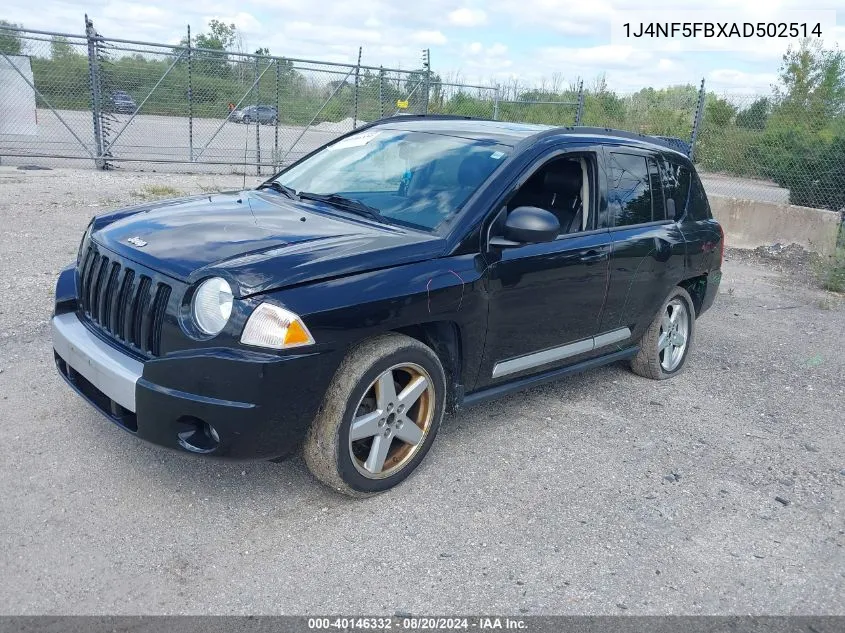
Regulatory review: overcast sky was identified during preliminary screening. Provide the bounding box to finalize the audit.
[4,0,845,94]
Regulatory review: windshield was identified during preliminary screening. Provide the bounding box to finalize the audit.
[271,129,510,231]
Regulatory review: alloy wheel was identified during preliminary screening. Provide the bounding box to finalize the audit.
[658,298,689,372]
[348,363,435,479]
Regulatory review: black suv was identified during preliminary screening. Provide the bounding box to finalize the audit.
[52,116,723,496]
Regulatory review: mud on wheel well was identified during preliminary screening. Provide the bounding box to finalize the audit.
[680,275,708,315]
[394,322,462,413]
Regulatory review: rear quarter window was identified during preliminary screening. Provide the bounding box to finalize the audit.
[688,171,712,220]
[660,157,692,220]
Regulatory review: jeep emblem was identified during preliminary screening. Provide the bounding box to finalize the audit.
[127,236,147,247]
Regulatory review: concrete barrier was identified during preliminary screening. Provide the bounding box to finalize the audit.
[709,195,841,255]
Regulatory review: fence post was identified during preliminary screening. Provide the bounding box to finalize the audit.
[689,78,706,162]
[422,49,430,114]
[186,25,193,162]
[379,66,385,119]
[575,80,585,126]
[274,59,280,170]
[353,47,362,130]
[254,56,261,176]
[493,84,500,120]
[85,14,105,169]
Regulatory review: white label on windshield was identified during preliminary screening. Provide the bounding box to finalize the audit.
[328,131,381,151]
[490,151,506,159]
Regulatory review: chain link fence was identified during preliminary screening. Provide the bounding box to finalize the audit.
[1,20,844,213]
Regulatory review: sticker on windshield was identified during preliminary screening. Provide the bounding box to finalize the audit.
[328,131,381,151]
[490,151,506,160]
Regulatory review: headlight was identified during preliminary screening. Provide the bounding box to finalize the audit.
[192,277,233,335]
[241,303,315,349]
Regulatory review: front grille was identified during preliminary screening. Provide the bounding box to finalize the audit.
[78,244,172,356]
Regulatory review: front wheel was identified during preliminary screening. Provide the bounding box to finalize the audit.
[242,116,251,124]
[303,333,446,496]
[630,286,696,380]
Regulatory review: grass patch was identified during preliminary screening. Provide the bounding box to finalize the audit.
[132,184,184,201]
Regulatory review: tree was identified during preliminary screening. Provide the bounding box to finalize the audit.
[706,96,736,127]
[0,20,23,55]
[196,20,237,50]
[50,35,76,60]
[774,39,845,129]
[176,20,239,76]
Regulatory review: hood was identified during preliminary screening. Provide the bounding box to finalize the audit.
[91,190,445,296]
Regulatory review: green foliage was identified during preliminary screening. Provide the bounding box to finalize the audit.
[196,20,237,51]
[775,40,845,130]
[816,245,845,292]
[50,35,77,60]
[706,96,736,127]
[0,20,22,54]
[736,97,769,129]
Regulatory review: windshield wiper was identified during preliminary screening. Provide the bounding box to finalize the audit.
[256,181,299,200]
[297,192,385,223]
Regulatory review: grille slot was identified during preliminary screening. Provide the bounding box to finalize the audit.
[77,246,172,357]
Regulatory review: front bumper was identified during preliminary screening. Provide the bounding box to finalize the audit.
[52,311,339,461]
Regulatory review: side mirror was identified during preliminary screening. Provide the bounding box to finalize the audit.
[490,206,560,247]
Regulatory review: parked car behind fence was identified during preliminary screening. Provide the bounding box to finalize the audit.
[229,105,278,125]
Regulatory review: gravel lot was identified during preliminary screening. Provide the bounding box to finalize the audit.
[0,167,843,615]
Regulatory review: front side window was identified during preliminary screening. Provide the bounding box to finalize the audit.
[607,152,653,227]
[273,129,509,231]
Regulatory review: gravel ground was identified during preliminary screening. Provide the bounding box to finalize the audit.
[0,167,843,615]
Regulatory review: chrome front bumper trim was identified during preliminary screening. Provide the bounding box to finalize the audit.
[52,312,142,412]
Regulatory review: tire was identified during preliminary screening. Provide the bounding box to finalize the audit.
[243,116,251,125]
[270,117,278,126]
[630,286,696,380]
[303,333,446,497]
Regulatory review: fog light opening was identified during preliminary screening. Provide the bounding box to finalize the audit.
[176,416,220,454]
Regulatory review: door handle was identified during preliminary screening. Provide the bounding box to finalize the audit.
[579,249,608,264]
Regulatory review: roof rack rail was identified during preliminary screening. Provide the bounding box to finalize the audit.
[534,126,692,156]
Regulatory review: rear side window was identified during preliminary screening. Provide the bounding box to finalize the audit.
[660,158,692,220]
[607,152,653,226]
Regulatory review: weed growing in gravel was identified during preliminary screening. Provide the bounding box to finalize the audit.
[133,184,184,200]
[816,247,845,292]
[814,223,845,293]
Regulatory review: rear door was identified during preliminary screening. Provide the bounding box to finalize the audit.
[598,147,686,343]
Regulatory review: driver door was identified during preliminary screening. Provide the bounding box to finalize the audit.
[476,149,613,388]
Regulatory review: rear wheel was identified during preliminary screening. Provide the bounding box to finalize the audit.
[243,116,251,124]
[630,286,695,380]
[303,333,446,496]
